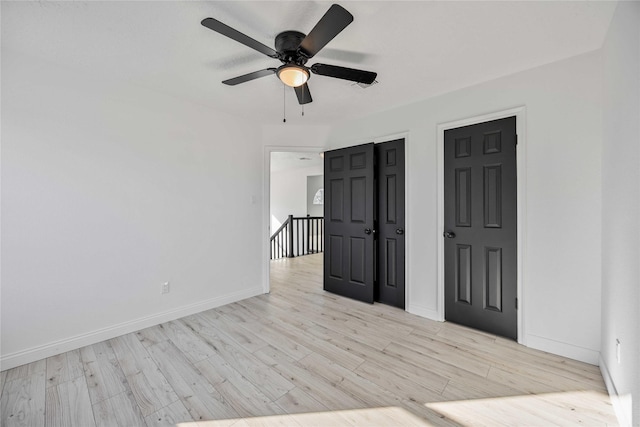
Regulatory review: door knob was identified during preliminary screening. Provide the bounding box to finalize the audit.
[443,231,456,238]
[396,228,404,235]
[364,228,372,235]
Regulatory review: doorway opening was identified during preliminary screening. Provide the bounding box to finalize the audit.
[263,147,324,294]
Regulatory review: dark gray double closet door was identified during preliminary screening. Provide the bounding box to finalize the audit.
[323,139,405,308]
[444,116,518,340]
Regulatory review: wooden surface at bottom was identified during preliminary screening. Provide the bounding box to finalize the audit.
[1,254,617,426]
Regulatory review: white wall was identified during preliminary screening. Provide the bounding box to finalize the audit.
[1,50,264,369]
[600,2,640,426]
[324,50,603,364]
[270,165,323,232]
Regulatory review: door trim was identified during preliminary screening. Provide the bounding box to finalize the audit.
[437,107,527,344]
[262,145,324,295]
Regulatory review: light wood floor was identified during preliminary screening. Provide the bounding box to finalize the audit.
[1,254,617,426]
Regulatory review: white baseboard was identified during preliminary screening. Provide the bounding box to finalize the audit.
[407,304,442,322]
[0,286,264,371]
[599,355,633,427]
[525,333,600,365]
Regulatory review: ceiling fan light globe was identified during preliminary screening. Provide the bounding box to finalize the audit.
[277,65,309,87]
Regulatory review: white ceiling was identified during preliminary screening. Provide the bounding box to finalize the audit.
[2,1,617,126]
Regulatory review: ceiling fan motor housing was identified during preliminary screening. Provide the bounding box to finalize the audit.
[275,31,308,64]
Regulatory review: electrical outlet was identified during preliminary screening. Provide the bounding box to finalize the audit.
[161,282,170,295]
[616,339,621,364]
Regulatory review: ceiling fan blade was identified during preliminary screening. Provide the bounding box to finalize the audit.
[311,63,377,84]
[202,18,280,59]
[298,4,353,59]
[294,83,313,105]
[222,68,276,86]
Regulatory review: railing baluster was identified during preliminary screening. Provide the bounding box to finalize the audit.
[298,218,302,256]
[308,218,311,254]
[303,218,307,255]
[313,218,317,254]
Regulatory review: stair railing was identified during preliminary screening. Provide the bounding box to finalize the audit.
[270,215,324,260]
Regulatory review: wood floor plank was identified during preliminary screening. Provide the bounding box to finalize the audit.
[394,331,492,378]
[135,325,170,349]
[303,321,452,395]
[161,319,218,364]
[253,345,366,411]
[62,377,95,426]
[398,397,462,427]
[146,339,239,421]
[80,341,127,405]
[276,284,417,341]
[144,399,194,427]
[273,386,329,415]
[44,351,84,390]
[214,301,262,324]
[296,351,409,410]
[233,318,313,361]
[92,390,146,427]
[4,359,47,383]
[1,370,46,427]
[181,316,295,402]
[382,341,530,398]
[65,350,85,381]
[384,341,489,381]
[45,354,70,389]
[44,376,95,427]
[44,387,66,427]
[441,379,524,401]
[195,311,269,354]
[269,295,394,352]
[486,365,566,395]
[194,357,285,418]
[109,333,178,416]
[354,360,445,404]
[249,309,365,371]
[228,414,303,427]
[0,370,7,399]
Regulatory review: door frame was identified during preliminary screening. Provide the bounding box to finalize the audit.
[436,107,527,345]
[263,134,410,310]
[262,145,324,294]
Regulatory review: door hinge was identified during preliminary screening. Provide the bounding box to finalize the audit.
[515,298,518,310]
[515,134,518,146]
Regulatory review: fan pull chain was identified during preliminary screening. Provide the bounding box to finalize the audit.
[282,84,286,123]
[302,104,304,117]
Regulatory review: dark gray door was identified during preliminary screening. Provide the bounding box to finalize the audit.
[324,143,375,303]
[375,139,405,309]
[444,116,517,340]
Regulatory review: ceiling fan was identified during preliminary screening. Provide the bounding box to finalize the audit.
[201,4,377,105]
